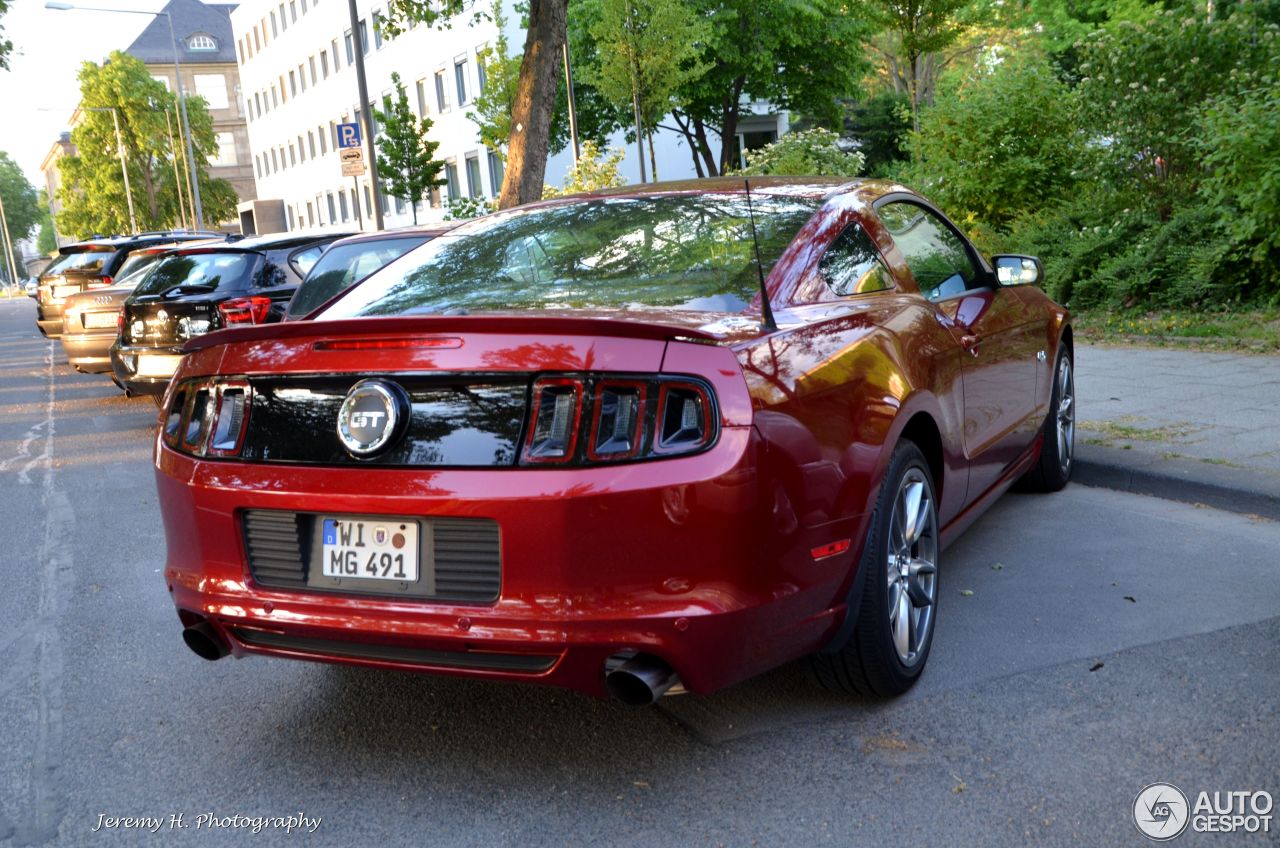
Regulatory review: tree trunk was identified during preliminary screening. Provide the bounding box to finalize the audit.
[647,131,657,182]
[692,118,718,177]
[670,111,705,178]
[497,0,568,209]
[717,76,745,175]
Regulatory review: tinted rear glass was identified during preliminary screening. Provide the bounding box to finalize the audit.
[132,253,259,296]
[114,252,166,282]
[288,236,430,316]
[318,195,820,318]
[43,248,116,276]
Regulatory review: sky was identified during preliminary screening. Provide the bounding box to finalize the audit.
[1,0,166,188]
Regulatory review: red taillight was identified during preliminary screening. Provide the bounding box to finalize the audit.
[87,276,113,289]
[218,296,273,325]
[116,307,125,334]
[523,377,585,464]
[163,378,251,457]
[519,375,717,466]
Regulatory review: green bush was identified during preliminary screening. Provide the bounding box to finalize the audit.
[733,128,865,178]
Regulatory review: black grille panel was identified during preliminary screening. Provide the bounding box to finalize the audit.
[229,628,555,673]
[243,510,500,603]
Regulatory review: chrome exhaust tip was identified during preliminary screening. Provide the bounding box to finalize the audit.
[605,654,680,706]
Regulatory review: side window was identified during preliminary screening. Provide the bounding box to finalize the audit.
[877,202,980,302]
[818,223,893,297]
[289,245,326,277]
[253,260,289,288]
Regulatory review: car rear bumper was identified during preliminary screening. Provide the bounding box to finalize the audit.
[111,342,183,396]
[155,430,858,698]
[36,303,65,337]
[62,331,116,372]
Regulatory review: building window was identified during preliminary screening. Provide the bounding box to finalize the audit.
[359,19,369,54]
[253,26,260,51]
[445,160,460,199]
[308,131,316,158]
[364,185,372,217]
[373,11,384,48]
[188,32,218,51]
[331,40,341,71]
[254,155,262,178]
[454,59,467,105]
[465,154,482,198]
[278,4,287,31]
[194,74,228,110]
[309,55,317,85]
[318,125,327,154]
[415,78,428,117]
[271,85,278,108]
[476,50,487,91]
[290,0,298,23]
[271,148,279,172]
[487,149,504,197]
[237,39,245,64]
[246,97,254,121]
[321,50,329,78]
[301,0,307,12]
[289,70,297,97]
[327,192,336,221]
[307,201,314,227]
[344,30,354,64]
[254,92,262,115]
[210,132,237,166]
[338,190,349,221]
[289,144,296,166]
[350,189,360,219]
[270,11,278,37]
[297,135,306,161]
[434,70,447,112]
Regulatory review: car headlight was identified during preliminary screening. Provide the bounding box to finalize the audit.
[177,316,212,339]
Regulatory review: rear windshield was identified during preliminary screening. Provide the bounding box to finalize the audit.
[287,235,431,317]
[317,194,820,318]
[132,252,259,296]
[43,248,116,277]
[114,251,167,282]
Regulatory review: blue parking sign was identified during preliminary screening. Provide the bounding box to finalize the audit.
[337,122,362,149]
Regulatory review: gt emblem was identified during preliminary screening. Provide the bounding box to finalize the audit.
[337,379,408,457]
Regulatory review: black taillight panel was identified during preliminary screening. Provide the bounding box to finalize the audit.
[520,374,718,467]
[165,378,253,458]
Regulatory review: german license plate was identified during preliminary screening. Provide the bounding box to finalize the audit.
[53,284,81,298]
[135,354,181,377]
[320,517,420,582]
[82,311,116,329]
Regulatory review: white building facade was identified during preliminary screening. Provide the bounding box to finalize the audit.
[230,0,785,232]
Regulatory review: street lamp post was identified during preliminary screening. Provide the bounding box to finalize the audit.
[84,107,138,233]
[45,1,205,229]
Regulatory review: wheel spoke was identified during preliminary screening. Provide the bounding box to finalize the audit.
[907,559,935,606]
[900,481,925,544]
[893,588,911,659]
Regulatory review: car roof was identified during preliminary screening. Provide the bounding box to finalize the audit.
[511,175,907,210]
[219,231,356,251]
[58,231,223,251]
[325,223,460,249]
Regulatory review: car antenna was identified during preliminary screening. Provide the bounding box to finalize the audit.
[743,179,778,332]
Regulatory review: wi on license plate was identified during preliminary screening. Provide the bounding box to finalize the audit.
[321,517,420,582]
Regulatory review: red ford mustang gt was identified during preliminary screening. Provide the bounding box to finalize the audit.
[156,177,1074,705]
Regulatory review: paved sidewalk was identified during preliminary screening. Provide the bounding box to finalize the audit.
[1073,343,1280,516]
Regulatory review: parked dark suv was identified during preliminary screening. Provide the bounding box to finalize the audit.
[35,231,221,338]
[110,232,350,400]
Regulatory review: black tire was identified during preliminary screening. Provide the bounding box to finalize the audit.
[810,439,939,697]
[1020,345,1074,493]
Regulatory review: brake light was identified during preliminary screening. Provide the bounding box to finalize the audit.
[519,375,717,466]
[218,296,272,325]
[163,378,252,457]
[87,276,113,289]
[313,337,463,351]
[524,377,585,463]
[116,307,125,334]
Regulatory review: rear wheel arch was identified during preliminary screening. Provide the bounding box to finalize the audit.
[898,412,945,504]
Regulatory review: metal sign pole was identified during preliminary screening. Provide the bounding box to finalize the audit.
[345,0,384,230]
[352,176,364,230]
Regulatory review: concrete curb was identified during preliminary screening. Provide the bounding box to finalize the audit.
[1074,443,1280,520]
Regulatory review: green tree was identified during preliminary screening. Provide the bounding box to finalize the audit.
[57,52,236,237]
[373,72,446,224]
[0,0,12,71]
[667,0,872,176]
[898,51,1086,230]
[0,152,41,246]
[541,139,626,197]
[734,128,865,177]
[35,189,57,255]
[864,0,973,131]
[578,0,709,181]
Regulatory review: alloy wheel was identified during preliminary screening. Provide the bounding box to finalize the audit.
[1056,357,1075,473]
[886,468,938,666]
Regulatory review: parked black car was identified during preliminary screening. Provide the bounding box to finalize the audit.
[34,231,221,338]
[284,223,457,319]
[110,232,350,400]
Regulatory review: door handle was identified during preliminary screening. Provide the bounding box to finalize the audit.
[960,334,981,356]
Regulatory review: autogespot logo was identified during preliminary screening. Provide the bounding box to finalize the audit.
[1134,783,1190,841]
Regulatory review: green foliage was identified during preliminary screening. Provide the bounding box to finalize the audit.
[578,0,710,138]
[0,0,12,72]
[34,189,56,254]
[0,152,40,245]
[734,128,865,178]
[443,196,496,220]
[467,1,522,155]
[541,140,627,197]
[374,72,446,225]
[896,51,1087,230]
[57,52,236,237]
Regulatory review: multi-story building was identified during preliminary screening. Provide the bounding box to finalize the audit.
[229,0,786,232]
[125,0,257,218]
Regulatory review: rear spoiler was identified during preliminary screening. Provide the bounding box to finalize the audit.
[181,314,726,354]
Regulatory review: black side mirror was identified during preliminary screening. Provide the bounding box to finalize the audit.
[992,254,1043,287]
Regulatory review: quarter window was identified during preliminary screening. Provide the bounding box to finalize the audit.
[877,201,981,302]
[819,224,893,297]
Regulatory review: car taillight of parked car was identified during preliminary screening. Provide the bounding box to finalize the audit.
[522,374,717,466]
[163,379,251,457]
[116,307,125,334]
[218,296,272,326]
[87,276,113,290]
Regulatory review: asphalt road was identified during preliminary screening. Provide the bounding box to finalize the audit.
[1,296,1277,847]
